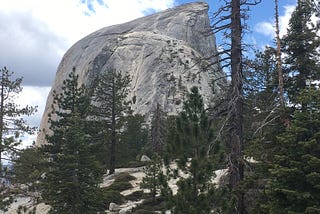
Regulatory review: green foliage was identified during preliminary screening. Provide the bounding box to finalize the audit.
[115,172,136,182]
[41,69,105,214]
[17,205,36,214]
[243,2,320,213]
[262,87,320,213]
[283,0,320,108]
[150,104,167,154]
[106,181,133,192]
[102,172,135,207]
[242,46,287,212]
[101,189,124,206]
[124,190,144,201]
[133,197,166,213]
[164,87,221,213]
[0,66,37,212]
[104,172,135,192]
[118,114,149,166]
[116,160,146,168]
[0,66,37,166]
[0,191,13,213]
[91,68,131,174]
[12,147,46,191]
[141,155,166,201]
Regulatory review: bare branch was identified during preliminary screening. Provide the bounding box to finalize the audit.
[252,105,280,138]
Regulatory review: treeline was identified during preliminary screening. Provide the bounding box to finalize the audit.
[0,0,319,213]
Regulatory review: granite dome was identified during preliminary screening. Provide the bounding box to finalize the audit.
[37,2,225,145]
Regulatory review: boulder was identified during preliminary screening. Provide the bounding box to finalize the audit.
[140,155,151,162]
[109,202,120,212]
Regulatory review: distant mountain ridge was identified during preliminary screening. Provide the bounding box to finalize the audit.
[36,2,226,145]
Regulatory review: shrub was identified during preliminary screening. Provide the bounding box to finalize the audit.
[106,181,133,192]
[115,172,136,183]
[125,190,144,201]
[101,189,124,206]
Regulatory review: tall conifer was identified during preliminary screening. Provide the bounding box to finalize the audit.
[0,67,37,172]
[165,87,220,213]
[42,69,104,213]
[283,0,320,109]
[260,1,320,212]
[91,69,131,174]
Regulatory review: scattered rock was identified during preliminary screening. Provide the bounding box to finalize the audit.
[109,202,120,212]
[140,155,151,162]
[119,206,133,214]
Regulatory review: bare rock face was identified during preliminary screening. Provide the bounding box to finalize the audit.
[36,2,225,145]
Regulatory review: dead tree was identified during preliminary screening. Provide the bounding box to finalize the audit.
[212,1,261,213]
[275,0,285,108]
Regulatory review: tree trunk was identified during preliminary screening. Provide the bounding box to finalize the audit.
[153,103,163,154]
[229,0,244,213]
[109,77,116,175]
[275,0,285,108]
[0,73,4,173]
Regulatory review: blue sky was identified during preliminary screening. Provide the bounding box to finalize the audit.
[175,0,297,50]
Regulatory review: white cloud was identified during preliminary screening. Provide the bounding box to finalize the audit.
[279,5,296,37]
[255,21,274,38]
[0,0,174,86]
[14,86,51,147]
[255,4,296,39]
[15,86,51,126]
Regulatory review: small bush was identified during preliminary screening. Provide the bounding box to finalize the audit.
[106,181,133,192]
[115,172,136,183]
[125,190,144,201]
[104,172,135,192]
[116,160,147,168]
[101,189,124,206]
[133,197,166,213]
[128,161,147,168]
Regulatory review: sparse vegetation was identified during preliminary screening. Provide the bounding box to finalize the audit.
[101,189,124,206]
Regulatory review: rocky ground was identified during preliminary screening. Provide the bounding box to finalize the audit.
[5,163,227,214]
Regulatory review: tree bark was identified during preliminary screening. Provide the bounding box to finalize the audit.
[275,0,285,108]
[0,73,4,173]
[109,77,116,175]
[229,0,244,213]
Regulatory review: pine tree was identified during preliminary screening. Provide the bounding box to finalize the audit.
[262,86,320,213]
[42,69,104,214]
[12,147,46,192]
[243,47,284,146]
[141,155,166,202]
[0,67,37,212]
[0,67,37,172]
[118,114,148,166]
[150,103,167,154]
[91,68,131,174]
[165,87,220,214]
[283,0,320,109]
[242,48,287,213]
[259,2,320,212]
